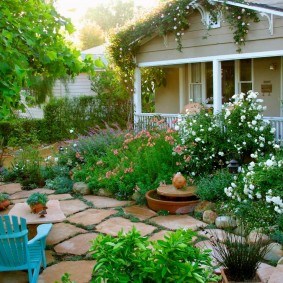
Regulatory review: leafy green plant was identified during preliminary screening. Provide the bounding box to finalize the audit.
[196,170,233,202]
[55,273,76,283]
[90,227,219,283]
[45,176,73,194]
[208,229,271,281]
[0,193,9,202]
[26,192,48,206]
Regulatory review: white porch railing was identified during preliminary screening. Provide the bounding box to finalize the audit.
[134,113,283,146]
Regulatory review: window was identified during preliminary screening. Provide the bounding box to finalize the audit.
[189,63,203,103]
[239,59,252,93]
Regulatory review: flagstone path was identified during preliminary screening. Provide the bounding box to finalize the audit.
[0,183,282,283]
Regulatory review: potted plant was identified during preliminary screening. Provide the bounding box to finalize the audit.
[0,193,11,210]
[207,229,271,282]
[27,192,48,213]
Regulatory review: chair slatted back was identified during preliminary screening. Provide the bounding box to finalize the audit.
[0,215,29,268]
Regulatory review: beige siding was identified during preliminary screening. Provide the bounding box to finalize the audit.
[155,68,179,113]
[53,73,95,97]
[253,57,281,117]
[137,12,283,63]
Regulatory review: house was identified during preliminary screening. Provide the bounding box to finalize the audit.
[123,0,283,144]
[53,44,107,98]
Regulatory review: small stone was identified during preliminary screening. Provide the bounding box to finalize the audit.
[215,216,237,229]
[73,182,90,195]
[233,225,246,236]
[264,243,283,261]
[202,210,217,224]
[97,188,113,197]
[248,230,269,243]
[278,257,283,264]
[194,201,215,213]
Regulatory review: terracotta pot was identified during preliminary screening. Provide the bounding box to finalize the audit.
[221,268,263,283]
[30,203,47,214]
[0,200,11,211]
[146,190,200,214]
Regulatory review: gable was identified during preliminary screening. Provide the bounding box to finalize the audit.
[136,9,283,65]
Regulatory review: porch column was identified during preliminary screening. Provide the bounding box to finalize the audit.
[134,67,142,124]
[179,66,186,112]
[213,59,222,114]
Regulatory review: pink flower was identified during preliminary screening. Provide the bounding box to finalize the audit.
[96,160,104,166]
[112,149,119,155]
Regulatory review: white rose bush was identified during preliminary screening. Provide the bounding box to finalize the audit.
[176,91,276,176]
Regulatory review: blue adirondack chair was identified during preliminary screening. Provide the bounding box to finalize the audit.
[0,215,52,283]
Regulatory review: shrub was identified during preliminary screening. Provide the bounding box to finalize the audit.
[90,227,219,283]
[27,192,48,206]
[196,170,233,202]
[74,122,183,202]
[45,176,73,194]
[177,91,276,176]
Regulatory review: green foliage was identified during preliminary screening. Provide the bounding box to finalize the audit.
[55,273,75,283]
[84,0,135,33]
[0,193,9,202]
[196,170,233,202]
[73,122,182,202]
[7,146,45,190]
[177,91,276,176]
[26,192,48,206]
[79,23,104,50]
[45,176,74,194]
[90,227,219,283]
[0,0,93,118]
[208,229,271,281]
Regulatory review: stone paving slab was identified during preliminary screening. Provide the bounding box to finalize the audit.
[96,217,156,236]
[123,205,157,220]
[54,233,98,255]
[59,199,89,216]
[48,193,73,200]
[0,183,22,194]
[267,264,283,283]
[38,260,96,283]
[84,195,133,208]
[9,188,55,200]
[150,215,205,230]
[46,250,56,265]
[149,230,171,241]
[47,222,87,245]
[10,198,27,204]
[0,271,28,283]
[67,208,116,226]
[258,263,277,283]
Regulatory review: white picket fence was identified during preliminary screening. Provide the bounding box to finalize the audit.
[134,113,283,146]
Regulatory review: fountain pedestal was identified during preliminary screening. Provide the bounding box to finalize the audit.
[146,185,200,214]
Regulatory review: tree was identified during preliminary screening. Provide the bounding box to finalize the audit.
[79,22,104,50]
[84,0,135,33]
[0,0,93,119]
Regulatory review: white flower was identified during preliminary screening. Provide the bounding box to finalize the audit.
[73,143,77,147]
[175,125,180,131]
[251,120,257,125]
[70,129,74,134]
[195,137,201,142]
[265,159,273,167]
[218,152,224,156]
[270,128,276,134]
[54,157,59,162]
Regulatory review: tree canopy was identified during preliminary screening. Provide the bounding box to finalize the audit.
[0,0,93,118]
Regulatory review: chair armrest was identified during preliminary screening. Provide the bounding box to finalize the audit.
[28,223,53,245]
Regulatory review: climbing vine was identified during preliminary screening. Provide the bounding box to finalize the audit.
[108,0,259,98]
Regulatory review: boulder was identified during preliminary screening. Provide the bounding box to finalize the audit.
[97,188,113,197]
[248,230,269,243]
[72,182,90,195]
[264,243,283,262]
[215,216,237,229]
[203,210,217,224]
[194,201,215,213]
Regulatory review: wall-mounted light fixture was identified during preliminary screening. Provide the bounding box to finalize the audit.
[269,63,277,71]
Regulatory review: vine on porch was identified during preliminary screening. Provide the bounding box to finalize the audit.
[108,0,259,100]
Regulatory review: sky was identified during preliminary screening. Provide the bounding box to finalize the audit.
[55,0,160,28]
